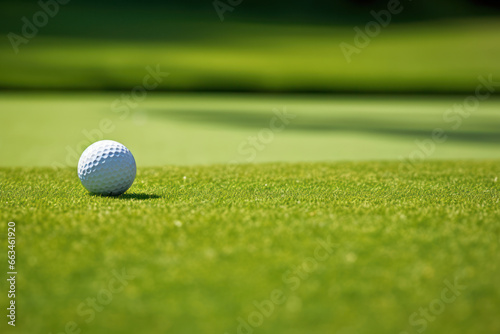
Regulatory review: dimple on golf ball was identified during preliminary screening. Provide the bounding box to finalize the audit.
[78,140,136,196]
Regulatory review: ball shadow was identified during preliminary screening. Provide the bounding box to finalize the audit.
[90,193,161,200]
[118,193,162,200]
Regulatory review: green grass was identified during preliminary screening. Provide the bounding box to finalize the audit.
[1,18,500,92]
[1,93,500,167]
[1,160,500,334]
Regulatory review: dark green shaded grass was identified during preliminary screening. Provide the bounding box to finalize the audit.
[1,18,500,92]
[1,161,500,334]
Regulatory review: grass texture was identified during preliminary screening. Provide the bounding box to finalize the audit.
[1,160,499,334]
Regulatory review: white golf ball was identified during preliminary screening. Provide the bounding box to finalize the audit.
[77,140,136,196]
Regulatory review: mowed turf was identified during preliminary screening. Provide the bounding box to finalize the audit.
[1,161,499,334]
[1,93,500,167]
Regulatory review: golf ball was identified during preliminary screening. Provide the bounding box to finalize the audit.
[77,140,136,196]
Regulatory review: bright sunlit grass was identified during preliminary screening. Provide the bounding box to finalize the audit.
[1,161,499,334]
[1,93,500,167]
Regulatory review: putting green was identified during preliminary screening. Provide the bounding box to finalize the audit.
[0,93,499,167]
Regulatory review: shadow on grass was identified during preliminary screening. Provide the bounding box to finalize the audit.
[119,193,162,200]
[148,108,500,143]
[90,193,161,200]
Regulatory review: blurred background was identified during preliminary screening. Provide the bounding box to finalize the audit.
[0,0,500,166]
[2,0,500,92]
